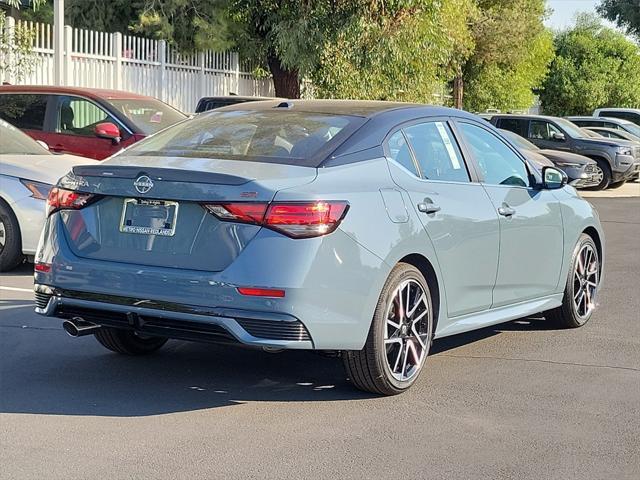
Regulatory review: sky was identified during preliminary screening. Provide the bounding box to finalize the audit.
[545,0,617,31]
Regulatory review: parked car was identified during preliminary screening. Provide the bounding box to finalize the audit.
[583,127,640,142]
[195,95,279,113]
[593,108,640,126]
[491,114,640,189]
[567,116,640,140]
[0,86,187,160]
[34,100,604,395]
[0,119,88,271]
[498,128,599,189]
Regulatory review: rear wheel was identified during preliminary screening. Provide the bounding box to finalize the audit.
[0,201,24,272]
[343,263,434,395]
[546,234,600,328]
[95,328,168,355]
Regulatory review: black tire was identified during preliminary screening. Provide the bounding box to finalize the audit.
[0,200,25,272]
[588,159,611,190]
[94,327,168,355]
[343,263,434,395]
[545,233,600,329]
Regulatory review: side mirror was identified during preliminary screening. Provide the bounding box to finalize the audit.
[542,166,568,189]
[95,122,121,144]
[36,140,49,151]
[550,131,565,141]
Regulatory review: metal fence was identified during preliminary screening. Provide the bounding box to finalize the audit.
[1,17,275,113]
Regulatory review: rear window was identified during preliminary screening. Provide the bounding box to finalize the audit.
[0,94,48,131]
[126,110,365,166]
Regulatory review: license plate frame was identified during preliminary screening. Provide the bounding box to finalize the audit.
[119,198,179,237]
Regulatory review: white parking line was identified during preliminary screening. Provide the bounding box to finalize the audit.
[0,286,33,293]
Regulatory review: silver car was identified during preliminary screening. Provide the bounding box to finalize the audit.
[0,119,88,271]
[34,101,605,395]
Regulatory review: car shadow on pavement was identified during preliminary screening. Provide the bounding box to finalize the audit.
[1,314,557,417]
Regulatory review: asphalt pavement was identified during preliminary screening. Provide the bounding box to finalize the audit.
[1,197,639,480]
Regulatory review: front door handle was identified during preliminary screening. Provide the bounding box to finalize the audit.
[417,200,441,214]
[498,205,516,217]
[50,144,65,153]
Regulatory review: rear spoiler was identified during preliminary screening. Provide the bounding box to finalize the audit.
[72,165,249,185]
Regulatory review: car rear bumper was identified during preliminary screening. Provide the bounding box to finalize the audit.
[35,284,313,349]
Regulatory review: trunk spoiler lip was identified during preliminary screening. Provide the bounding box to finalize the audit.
[71,165,251,186]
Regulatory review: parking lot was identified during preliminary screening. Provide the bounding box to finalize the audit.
[1,196,639,480]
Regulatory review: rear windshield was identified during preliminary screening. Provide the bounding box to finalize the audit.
[107,99,186,135]
[125,110,364,166]
[0,119,50,155]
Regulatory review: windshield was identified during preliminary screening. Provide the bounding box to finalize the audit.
[499,129,539,151]
[622,123,640,138]
[0,119,50,155]
[555,118,589,139]
[107,99,186,135]
[126,110,364,167]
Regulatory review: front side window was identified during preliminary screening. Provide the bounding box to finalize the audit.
[403,122,469,183]
[56,96,117,137]
[529,120,563,140]
[459,122,529,188]
[0,94,48,131]
[387,130,419,176]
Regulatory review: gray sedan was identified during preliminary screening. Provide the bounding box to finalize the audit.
[34,101,604,395]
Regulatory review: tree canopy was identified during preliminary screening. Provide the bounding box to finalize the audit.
[539,14,640,116]
[597,0,640,39]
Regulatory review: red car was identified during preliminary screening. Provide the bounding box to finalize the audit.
[0,86,186,160]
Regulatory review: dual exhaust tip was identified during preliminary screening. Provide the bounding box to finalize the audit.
[62,317,100,337]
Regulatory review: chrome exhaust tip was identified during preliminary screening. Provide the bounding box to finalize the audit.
[62,317,100,337]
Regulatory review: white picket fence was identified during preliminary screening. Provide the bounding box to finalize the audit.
[2,17,275,113]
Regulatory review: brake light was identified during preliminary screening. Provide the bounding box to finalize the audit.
[34,262,51,273]
[47,187,95,216]
[202,201,349,238]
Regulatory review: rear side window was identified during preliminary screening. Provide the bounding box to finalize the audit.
[0,94,48,130]
[601,111,640,124]
[403,122,469,183]
[495,118,528,137]
[126,110,364,166]
[387,130,419,176]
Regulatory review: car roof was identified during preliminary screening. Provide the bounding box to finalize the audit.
[595,107,640,113]
[567,115,633,124]
[199,96,274,102]
[490,113,563,121]
[0,85,152,100]
[214,99,474,119]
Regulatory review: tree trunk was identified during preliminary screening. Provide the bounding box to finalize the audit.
[453,75,464,109]
[268,55,301,99]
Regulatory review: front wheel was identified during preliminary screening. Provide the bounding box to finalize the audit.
[95,328,168,355]
[343,263,434,395]
[589,159,611,190]
[546,234,600,328]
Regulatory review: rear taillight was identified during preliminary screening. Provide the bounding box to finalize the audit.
[202,201,349,238]
[47,187,95,216]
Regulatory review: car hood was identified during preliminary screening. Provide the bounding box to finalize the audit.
[518,148,554,168]
[575,137,637,148]
[0,154,92,185]
[538,149,595,165]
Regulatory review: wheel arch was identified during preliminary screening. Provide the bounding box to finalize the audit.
[398,253,441,331]
[583,226,603,272]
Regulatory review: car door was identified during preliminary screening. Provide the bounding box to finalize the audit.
[386,119,500,318]
[49,95,125,159]
[0,93,52,145]
[528,119,571,151]
[456,121,564,308]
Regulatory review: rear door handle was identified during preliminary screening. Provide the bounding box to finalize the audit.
[498,205,516,217]
[50,144,65,153]
[417,199,441,214]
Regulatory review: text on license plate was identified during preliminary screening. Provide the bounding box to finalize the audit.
[119,198,179,236]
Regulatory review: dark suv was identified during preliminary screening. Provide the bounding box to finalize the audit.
[195,95,278,113]
[491,115,640,189]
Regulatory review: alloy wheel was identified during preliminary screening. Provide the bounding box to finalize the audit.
[0,220,5,254]
[384,279,431,382]
[592,165,604,186]
[573,243,599,320]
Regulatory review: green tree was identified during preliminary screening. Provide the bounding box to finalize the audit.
[597,0,640,39]
[311,0,476,103]
[0,0,45,83]
[455,0,554,112]
[540,14,640,116]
